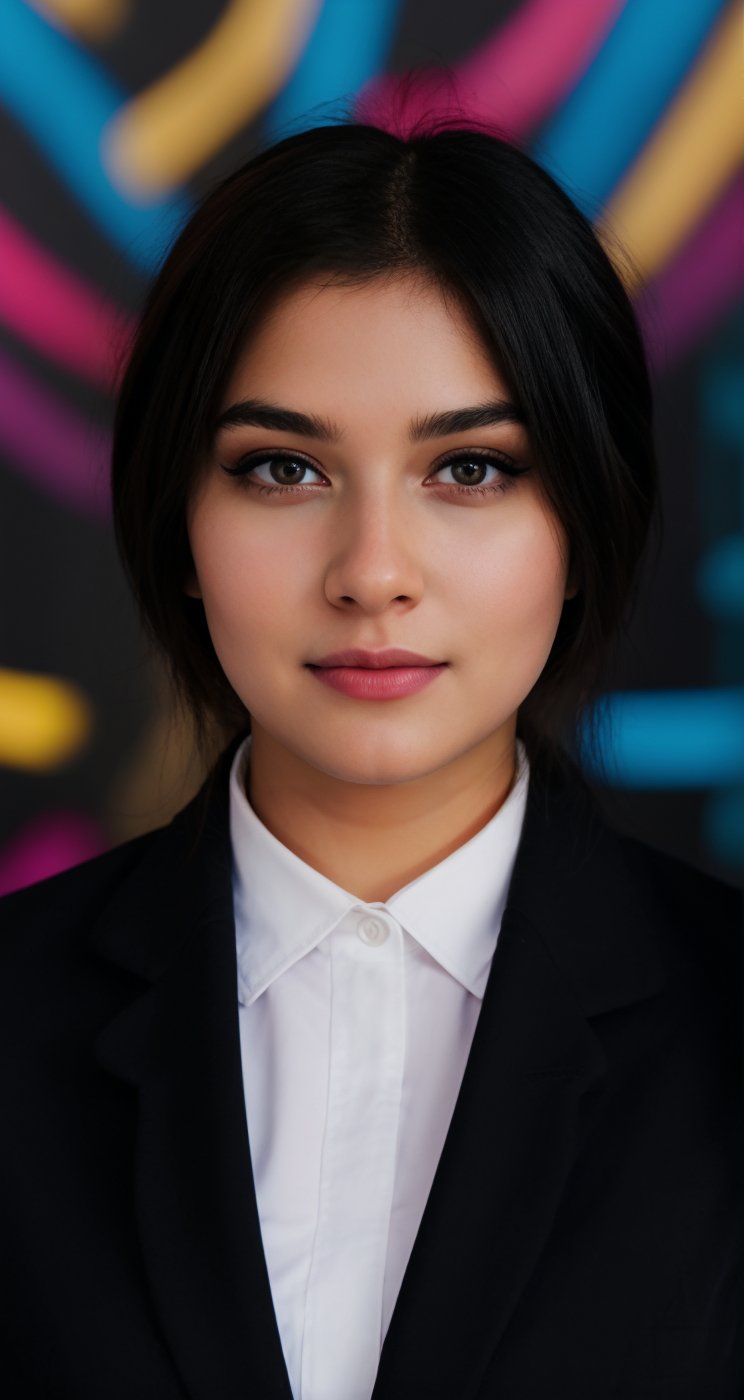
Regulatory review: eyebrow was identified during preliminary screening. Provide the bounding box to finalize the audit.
[213,396,526,443]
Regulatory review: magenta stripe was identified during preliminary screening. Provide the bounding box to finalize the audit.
[0,813,106,896]
[0,346,111,518]
[637,177,744,374]
[357,0,624,139]
[0,207,132,390]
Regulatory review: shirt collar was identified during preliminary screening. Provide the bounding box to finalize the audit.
[230,736,529,1005]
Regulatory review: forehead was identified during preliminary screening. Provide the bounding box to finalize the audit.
[222,274,509,411]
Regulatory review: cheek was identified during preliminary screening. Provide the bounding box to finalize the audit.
[456,512,568,659]
[189,503,310,651]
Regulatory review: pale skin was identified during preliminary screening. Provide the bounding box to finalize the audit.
[186,274,577,903]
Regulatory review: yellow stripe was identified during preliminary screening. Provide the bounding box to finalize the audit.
[30,0,129,42]
[603,1,744,289]
[103,0,319,197]
[0,668,93,770]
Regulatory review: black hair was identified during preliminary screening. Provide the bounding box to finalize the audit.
[111,115,659,786]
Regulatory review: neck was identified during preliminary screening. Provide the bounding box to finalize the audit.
[244,723,518,903]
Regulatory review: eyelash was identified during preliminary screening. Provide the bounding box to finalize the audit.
[219,448,529,498]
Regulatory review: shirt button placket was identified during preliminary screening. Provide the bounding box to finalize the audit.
[301,907,404,1400]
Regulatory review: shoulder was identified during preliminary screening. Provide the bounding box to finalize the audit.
[0,829,180,1066]
[0,827,163,965]
[616,829,742,930]
[528,754,743,1018]
[0,740,234,973]
[612,830,742,993]
[0,739,238,973]
[561,753,743,952]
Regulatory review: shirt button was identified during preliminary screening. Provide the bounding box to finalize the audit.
[357,915,389,946]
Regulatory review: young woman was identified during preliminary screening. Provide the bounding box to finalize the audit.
[2,120,742,1400]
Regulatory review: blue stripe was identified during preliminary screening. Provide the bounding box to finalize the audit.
[263,0,402,140]
[535,0,729,215]
[581,687,744,787]
[1,0,190,268]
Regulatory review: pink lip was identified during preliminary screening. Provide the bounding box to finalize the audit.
[308,664,448,700]
[309,648,443,669]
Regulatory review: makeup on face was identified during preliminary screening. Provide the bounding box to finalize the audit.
[186,275,571,816]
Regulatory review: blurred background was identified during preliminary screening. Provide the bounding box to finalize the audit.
[1,0,742,893]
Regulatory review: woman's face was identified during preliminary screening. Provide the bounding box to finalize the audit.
[186,274,575,789]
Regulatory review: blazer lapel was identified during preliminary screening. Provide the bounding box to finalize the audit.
[372,761,673,1400]
[89,735,294,1400]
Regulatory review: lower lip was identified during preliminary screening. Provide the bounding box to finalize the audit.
[307,664,448,700]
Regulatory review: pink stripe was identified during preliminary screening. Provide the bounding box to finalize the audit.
[357,0,624,139]
[0,813,107,896]
[0,346,111,518]
[0,208,132,391]
[636,177,744,374]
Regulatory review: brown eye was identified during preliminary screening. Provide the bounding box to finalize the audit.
[445,459,491,487]
[433,452,529,489]
[263,459,311,486]
[221,453,324,488]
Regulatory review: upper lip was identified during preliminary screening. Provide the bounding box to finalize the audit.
[308,648,444,669]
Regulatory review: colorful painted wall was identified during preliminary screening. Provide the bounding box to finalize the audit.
[1,0,742,892]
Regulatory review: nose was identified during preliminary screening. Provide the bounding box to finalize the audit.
[322,489,425,614]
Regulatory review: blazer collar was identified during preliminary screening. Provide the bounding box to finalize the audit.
[88,736,673,1400]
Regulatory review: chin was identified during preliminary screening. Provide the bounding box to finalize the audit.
[299,735,448,787]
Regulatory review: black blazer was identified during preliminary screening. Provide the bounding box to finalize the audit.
[2,736,743,1399]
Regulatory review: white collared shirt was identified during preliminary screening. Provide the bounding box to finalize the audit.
[229,736,530,1400]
